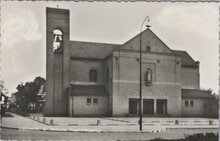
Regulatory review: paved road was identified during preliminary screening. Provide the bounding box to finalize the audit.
[1,128,218,140]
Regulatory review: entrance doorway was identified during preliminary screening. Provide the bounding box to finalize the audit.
[143,99,154,115]
[156,99,167,115]
[129,99,139,115]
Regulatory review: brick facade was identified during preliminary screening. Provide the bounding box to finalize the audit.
[43,7,217,117]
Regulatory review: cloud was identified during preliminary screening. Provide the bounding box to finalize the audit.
[2,9,42,48]
[154,4,218,93]
[1,7,44,93]
[155,4,217,42]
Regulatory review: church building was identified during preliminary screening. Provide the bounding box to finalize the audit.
[43,7,217,117]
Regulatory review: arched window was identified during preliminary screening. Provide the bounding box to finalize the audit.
[89,69,97,82]
[145,68,152,86]
[53,29,63,53]
[106,68,109,82]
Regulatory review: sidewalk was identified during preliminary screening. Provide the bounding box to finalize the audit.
[0,112,218,133]
[0,113,165,133]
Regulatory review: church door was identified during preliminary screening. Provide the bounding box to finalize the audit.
[156,99,167,115]
[143,99,154,115]
[129,99,139,115]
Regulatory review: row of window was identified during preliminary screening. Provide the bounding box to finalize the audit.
[185,100,194,107]
[86,98,98,105]
[86,98,193,108]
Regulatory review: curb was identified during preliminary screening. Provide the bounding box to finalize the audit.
[0,125,166,133]
[13,116,220,128]
[167,127,219,129]
[101,118,130,123]
[26,116,50,125]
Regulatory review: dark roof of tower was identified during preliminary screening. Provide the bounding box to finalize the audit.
[46,7,69,15]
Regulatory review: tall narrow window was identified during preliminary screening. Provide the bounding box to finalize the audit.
[53,29,63,53]
[106,68,109,82]
[190,100,194,107]
[145,68,152,86]
[185,100,189,107]
[146,46,151,52]
[89,69,97,82]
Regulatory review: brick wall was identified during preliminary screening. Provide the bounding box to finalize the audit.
[181,67,200,89]
[44,7,70,116]
[112,50,182,116]
[70,59,104,83]
[69,95,109,116]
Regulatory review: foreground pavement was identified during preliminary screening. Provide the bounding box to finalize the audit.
[0,112,218,133]
[1,128,219,140]
[0,113,165,133]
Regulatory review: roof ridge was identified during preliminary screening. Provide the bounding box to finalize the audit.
[172,49,187,52]
[70,40,121,46]
[173,50,197,66]
[122,28,174,53]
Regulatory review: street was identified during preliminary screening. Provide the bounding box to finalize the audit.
[1,128,218,140]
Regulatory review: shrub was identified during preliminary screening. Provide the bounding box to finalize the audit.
[149,133,218,141]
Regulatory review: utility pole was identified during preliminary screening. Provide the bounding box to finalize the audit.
[139,16,150,131]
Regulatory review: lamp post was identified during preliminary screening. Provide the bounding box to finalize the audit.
[0,93,2,123]
[139,16,150,131]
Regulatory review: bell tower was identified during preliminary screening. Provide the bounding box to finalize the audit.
[44,7,70,116]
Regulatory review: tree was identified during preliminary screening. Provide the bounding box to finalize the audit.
[0,80,9,96]
[14,76,45,112]
[0,79,9,116]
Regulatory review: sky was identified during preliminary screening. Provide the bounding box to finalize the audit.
[1,2,219,95]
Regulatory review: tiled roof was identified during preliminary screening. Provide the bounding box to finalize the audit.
[173,50,198,67]
[69,84,108,96]
[182,89,215,99]
[70,41,119,59]
[69,32,197,66]
[121,28,174,54]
